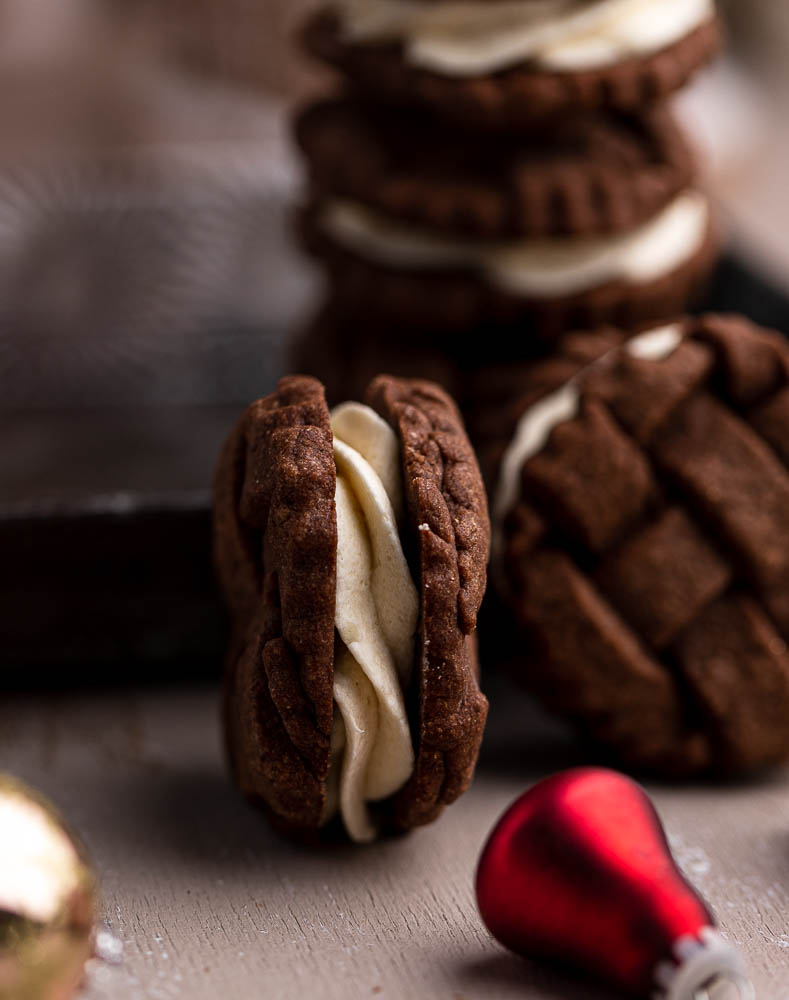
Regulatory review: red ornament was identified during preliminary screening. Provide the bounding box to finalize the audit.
[476,768,752,999]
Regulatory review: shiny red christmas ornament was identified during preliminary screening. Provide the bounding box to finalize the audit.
[476,769,752,999]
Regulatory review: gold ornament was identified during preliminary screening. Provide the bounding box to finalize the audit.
[0,776,96,1000]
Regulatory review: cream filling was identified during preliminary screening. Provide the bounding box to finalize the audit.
[322,191,709,300]
[324,402,419,843]
[492,323,684,554]
[337,0,714,77]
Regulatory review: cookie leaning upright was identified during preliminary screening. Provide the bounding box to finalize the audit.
[485,315,789,776]
[304,0,723,131]
[214,374,489,841]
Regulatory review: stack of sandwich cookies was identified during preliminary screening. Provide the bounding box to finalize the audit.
[215,375,490,841]
[297,97,715,338]
[297,0,721,347]
[487,314,789,775]
[304,0,722,129]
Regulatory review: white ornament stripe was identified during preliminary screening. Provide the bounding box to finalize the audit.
[653,926,752,1000]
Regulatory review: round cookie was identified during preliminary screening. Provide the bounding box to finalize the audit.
[299,194,718,340]
[295,98,696,239]
[489,314,789,776]
[303,2,722,131]
[215,373,490,840]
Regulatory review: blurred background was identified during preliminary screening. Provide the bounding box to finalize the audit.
[2,0,789,678]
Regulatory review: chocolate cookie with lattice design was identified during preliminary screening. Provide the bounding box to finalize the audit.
[489,314,789,775]
[215,374,489,841]
[303,2,722,131]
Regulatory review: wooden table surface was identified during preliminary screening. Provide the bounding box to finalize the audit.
[3,677,789,1000]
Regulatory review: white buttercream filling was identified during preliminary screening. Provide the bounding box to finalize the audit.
[337,0,714,77]
[492,323,684,553]
[324,402,419,843]
[322,191,709,299]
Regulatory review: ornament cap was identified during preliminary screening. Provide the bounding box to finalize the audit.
[654,927,753,1000]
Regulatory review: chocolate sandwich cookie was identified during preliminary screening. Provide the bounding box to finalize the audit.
[489,314,789,775]
[214,374,489,841]
[296,98,695,240]
[300,189,717,340]
[298,96,713,338]
[304,0,722,131]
